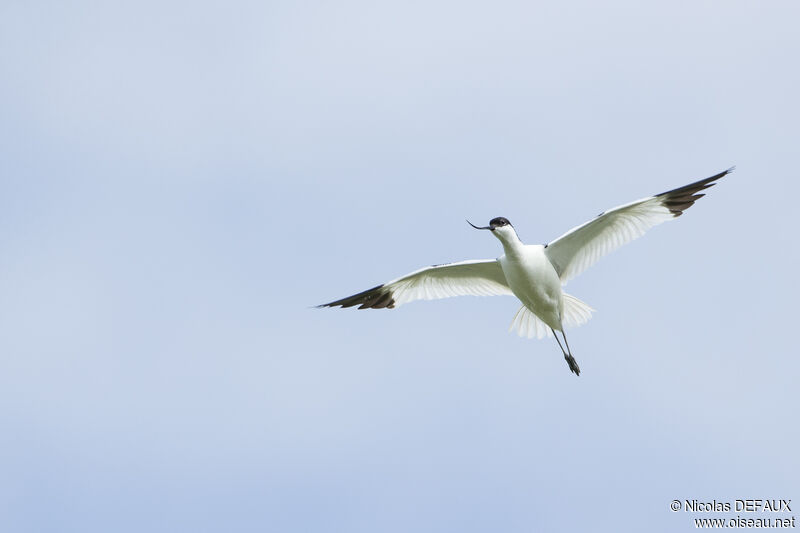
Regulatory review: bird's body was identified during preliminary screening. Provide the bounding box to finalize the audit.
[498,242,563,331]
[320,168,733,375]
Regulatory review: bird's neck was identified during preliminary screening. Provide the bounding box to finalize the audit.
[497,231,524,255]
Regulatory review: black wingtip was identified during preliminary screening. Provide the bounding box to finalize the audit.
[655,167,733,217]
[318,284,396,310]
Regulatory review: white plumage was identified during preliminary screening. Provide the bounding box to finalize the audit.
[545,196,679,283]
[383,260,512,307]
[510,293,594,340]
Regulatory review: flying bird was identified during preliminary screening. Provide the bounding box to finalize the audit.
[320,168,732,375]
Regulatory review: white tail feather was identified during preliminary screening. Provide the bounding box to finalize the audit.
[509,293,594,339]
[509,305,553,339]
[561,293,595,329]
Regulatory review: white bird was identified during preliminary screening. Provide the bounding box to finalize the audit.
[320,168,732,375]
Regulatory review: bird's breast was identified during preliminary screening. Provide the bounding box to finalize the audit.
[500,245,563,325]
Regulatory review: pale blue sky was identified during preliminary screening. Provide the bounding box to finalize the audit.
[1,1,798,532]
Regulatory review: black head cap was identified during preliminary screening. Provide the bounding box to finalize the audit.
[490,217,511,228]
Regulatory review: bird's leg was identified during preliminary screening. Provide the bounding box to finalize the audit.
[551,328,581,376]
[550,327,568,357]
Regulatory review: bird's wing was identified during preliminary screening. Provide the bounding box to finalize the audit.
[544,168,732,283]
[319,259,513,309]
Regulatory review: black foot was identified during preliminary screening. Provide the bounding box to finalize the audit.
[565,354,581,376]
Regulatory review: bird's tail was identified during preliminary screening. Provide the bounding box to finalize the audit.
[508,293,594,340]
[561,293,594,329]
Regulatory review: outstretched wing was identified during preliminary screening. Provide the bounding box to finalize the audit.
[319,259,513,309]
[544,168,733,283]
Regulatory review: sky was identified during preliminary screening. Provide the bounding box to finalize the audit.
[1,1,798,531]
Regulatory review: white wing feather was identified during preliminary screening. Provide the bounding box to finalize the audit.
[544,169,732,283]
[544,196,674,282]
[320,259,513,309]
[391,260,512,306]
